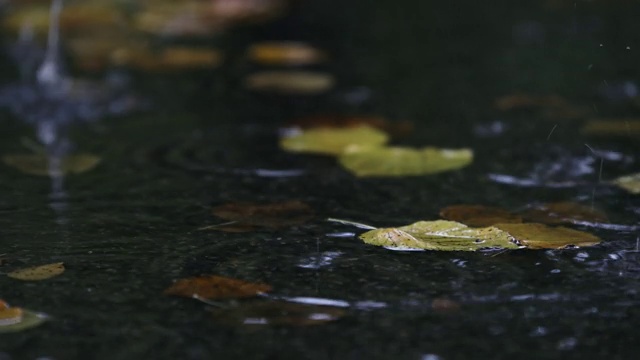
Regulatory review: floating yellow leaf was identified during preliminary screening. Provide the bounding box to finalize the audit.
[494,223,600,249]
[247,42,326,65]
[339,146,473,177]
[439,204,523,227]
[164,275,272,300]
[581,119,640,137]
[7,262,65,281]
[2,153,101,176]
[280,126,388,156]
[209,301,346,327]
[116,47,224,72]
[611,173,640,194]
[244,71,335,94]
[0,300,48,333]
[359,220,520,251]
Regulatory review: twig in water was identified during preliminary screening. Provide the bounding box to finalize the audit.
[197,221,239,231]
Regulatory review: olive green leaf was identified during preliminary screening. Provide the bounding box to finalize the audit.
[2,154,101,176]
[338,146,473,177]
[581,119,640,138]
[494,223,600,249]
[0,300,48,333]
[280,126,389,156]
[359,220,520,251]
[611,173,640,194]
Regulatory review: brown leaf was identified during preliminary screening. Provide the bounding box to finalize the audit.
[521,202,609,225]
[431,298,461,313]
[211,200,314,230]
[494,223,601,249]
[164,275,272,300]
[439,205,522,227]
[209,301,346,327]
[494,94,567,111]
[7,262,65,281]
[247,42,326,65]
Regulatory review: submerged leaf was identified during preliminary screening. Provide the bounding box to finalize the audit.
[439,205,522,227]
[209,301,345,327]
[164,275,272,300]
[280,126,388,156]
[210,200,314,231]
[247,42,326,65]
[2,154,101,176]
[494,223,600,249]
[521,202,609,225]
[581,119,640,138]
[611,173,640,194]
[339,146,473,177]
[359,220,520,251]
[0,300,47,333]
[244,71,335,94]
[7,262,65,281]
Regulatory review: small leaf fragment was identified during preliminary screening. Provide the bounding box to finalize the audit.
[494,223,600,249]
[164,275,272,300]
[440,205,523,227]
[359,220,520,251]
[7,262,65,281]
[244,71,335,94]
[611,173,640,194]
[280,126,388,156]
[209,301,346,327]
[339,146,473,177]
[2,154,101,176]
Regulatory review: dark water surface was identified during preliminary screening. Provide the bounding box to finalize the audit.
[1,1,640,359]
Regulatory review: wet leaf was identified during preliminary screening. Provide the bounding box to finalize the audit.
[521,202,609,225]
[0,300,48,333]
[285,115,414,138]
[244,71,335,94]
[118,47,224,72]
[439,205,523,227]
[494,223,601,249]
[339,146,473,177]
[280,126,388,156]
[210,200,314,230]
[359,220,520,251]
[494,94,567,111]
[431,298,461,313]
[2,154,101,176]
[247,42,326,65]
[164,275,272,300]
[209,301,346,327]
[7,262,65,281]
[581,119,640,138]
[611,173,640,194]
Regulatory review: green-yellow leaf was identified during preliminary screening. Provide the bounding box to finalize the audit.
[0,306,48,333]
[581,119,640,138]
[244,71,335,94]
[280,126,389,156]
[2,154,101,176]
[494,223,600,249]
[359,220,520,251]
[7,262,65,281]
[339,146,473,177]
[611,173,640,194]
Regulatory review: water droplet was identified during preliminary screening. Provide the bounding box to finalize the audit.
[557,337,578,351]
[550,269,561,274]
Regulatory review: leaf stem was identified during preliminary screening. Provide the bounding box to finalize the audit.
[326,218,377,230]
